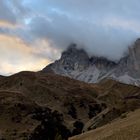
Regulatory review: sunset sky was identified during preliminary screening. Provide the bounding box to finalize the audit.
[1,0,140,75]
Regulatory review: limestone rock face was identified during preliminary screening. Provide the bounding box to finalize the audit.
[42,39,140,86]
[59,44,90,71]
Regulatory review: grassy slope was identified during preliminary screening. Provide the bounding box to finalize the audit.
[0,72,140,139]
[0,90,39,140]
[69,109,140,140]
[0,71,100,139]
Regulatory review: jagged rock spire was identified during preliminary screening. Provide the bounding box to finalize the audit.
[42,39,140,86]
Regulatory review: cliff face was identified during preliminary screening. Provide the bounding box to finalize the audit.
[42,39,140,86]
[111,38,140,85]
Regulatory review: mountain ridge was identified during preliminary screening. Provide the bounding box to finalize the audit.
[42,39,140,86]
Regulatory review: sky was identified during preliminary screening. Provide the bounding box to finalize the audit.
[0,0,140,75]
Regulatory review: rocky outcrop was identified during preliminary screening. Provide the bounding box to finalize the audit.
[42,39,140,86]
[42,44,117,83]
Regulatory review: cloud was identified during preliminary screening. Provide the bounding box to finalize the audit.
[1,0,140,75]
[0,35,51,75]
[0,0,17,23]
[28,13,138,60]
[0,0,30,24]
[24,0,140,60]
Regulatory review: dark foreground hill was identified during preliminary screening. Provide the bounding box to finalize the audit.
[0,71,140,139]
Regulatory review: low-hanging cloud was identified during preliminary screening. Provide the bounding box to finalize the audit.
[26,0,140,60]
[29,14,138,60]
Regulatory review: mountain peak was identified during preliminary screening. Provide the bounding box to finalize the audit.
[42,44,118,83]
[67,43,77,50]
[58,44,90,72]
[61,44,89,60]
[42,39,140,86]
[135,38,140,45]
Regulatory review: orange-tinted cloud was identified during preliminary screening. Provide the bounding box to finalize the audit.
[0,20,23,29]
[0,34,52,75]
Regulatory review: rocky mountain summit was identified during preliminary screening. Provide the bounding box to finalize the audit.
[42,39,140,86]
